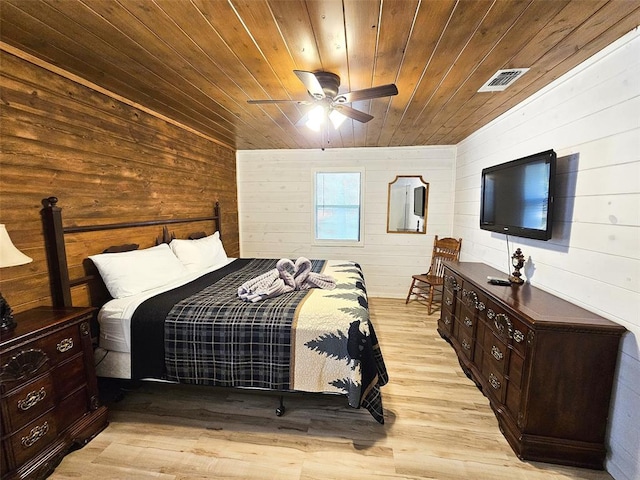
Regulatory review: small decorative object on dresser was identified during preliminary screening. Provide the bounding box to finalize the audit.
[438,261,626,469]
[0,307,108,479]
[509,247,525,284]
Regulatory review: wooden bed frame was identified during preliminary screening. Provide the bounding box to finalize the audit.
[39,197,299,414]
[41,196,221,309]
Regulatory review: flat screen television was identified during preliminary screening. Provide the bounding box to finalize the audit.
[413,186,426,217]
[480,149,556,240]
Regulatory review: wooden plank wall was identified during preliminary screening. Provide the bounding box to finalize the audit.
[0,49,239,313]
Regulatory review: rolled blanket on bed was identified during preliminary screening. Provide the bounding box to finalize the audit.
[237,268,294,302]
[293,257,337,290]
[238,257,336,302]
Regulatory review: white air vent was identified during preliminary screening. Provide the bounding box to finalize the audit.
[478,68,530,92]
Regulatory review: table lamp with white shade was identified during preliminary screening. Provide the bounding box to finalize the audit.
[0,224,33,331]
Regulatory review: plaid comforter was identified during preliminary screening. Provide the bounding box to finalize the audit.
[130,258,388,423]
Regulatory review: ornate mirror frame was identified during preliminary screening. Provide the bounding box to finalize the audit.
[387,175,429,234]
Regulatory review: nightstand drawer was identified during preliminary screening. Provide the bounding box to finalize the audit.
[57,387,91,432]
[35,323,84,367]
[8,413,58,467]
[3,374,56,433]
[53,354,87,399]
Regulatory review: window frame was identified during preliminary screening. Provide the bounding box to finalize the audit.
[312,168,365,247]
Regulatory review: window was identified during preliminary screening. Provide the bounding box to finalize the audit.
[314,171,363,243]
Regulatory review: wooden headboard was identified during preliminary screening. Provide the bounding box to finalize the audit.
[41,196,221,308]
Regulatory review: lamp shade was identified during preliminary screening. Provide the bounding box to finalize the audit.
[0,224,33,268]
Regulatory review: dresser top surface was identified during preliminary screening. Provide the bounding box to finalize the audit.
[447,262,625,332]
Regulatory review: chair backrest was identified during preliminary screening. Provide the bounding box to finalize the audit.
[428,236,462,277]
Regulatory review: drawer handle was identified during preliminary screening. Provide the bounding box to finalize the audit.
[491,345,504,361]
[56,338,74,353]
[513,329,525,343]
[17,387,46,411]
[445,298,453,306]
[444,316,451,325]
[21,421,49,448]
[462,339,471,350]
[488,373,501,390]
[464,317,473,328]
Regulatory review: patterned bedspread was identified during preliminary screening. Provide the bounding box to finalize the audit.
[130,258,388,423]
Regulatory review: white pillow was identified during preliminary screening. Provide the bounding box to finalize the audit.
[169,231,228,273]
[89,243,188,298]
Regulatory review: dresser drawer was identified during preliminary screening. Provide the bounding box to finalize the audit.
[442,288,456,312]
[439,306,455,334]
[458,309,475,334]
[482,363,506,404]
[2,374,56,433]
[458,330,474,360]
[481,328,508,376]
[7,413,58,467]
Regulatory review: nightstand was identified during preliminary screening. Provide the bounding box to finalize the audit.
[1,306,108,479]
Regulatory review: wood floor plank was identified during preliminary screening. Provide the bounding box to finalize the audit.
[48,298,613,479]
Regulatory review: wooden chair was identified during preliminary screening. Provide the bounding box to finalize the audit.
[405,236,462,314]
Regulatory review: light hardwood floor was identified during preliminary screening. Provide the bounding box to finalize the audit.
[50,298,613,479]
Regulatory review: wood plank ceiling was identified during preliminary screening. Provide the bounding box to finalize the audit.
[1,0,639,151]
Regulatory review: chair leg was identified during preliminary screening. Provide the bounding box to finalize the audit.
[427,285,434,314]
[405,278,417,304]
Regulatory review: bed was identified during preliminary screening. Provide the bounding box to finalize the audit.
[41,197,388,423]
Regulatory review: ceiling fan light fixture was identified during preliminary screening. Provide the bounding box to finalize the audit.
[329,109,347,129]
[306,105,325,131]
[249,70,398,129]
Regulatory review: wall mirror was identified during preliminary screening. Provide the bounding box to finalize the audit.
[387,175,429,234]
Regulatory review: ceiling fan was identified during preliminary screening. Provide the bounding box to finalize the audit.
[247,70,398,125]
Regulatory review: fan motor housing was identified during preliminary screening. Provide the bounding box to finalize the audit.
[314,71,340,98]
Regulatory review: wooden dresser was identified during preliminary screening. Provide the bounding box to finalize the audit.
[1,307,108,479]
[437,262,625,469]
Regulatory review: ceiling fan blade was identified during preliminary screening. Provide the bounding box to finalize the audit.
[333,105,374,123]
[247,99,311,105]
[336,84,398,103]
[294,70,326,99]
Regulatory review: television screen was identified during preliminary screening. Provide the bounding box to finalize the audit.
[414,186,425,217]
[480,149,556,240]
